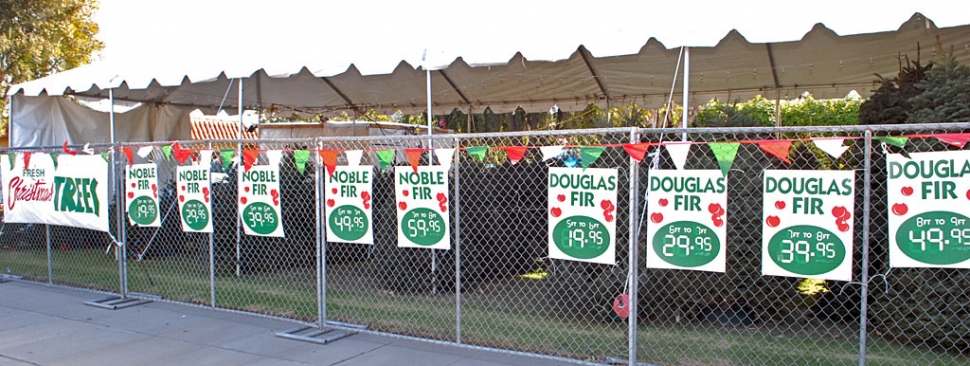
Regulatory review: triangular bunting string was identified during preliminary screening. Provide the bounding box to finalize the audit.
[709,142,740,176]
[23,152,31,169]
[62,141,77,156]
[319,150,338,177]
[123,147,134,166]
[933,133,970,148]
[811,138,850,159]
[265,150,283,167]
[101,150,111,163]
[435,148,455,170]
[49,152,59,169]
[242,150,259,171]
[466,146,488,162]
[375,150,395,171]
[664,143,691,170]
[874,136,908,148]
[220,149,235,170]
[405,148,423,173]
[622,143,651,162]
[579,146,606,170]
[161,145,173,161]
[198,150,213,167]
[293,150,310,175]
[758,140,793,164]
[6,152,15,170]
[172,142,192,164]
[344,150,363,166]
[539,145,564,161]
[502,146,528,165]
[136,146,153,158]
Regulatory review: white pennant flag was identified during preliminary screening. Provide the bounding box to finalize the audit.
[266,150,283,167]
[539,146,565,161]
[345,150,363,166]
[136,146,154,158]
[435,148,455,170]
[664,143,691,170]
[812,138,850,159]
[197,150,213,167]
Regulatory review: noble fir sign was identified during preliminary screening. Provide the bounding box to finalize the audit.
[126,163,160,227]
[762,170,855,281]
[176,165,212,233]
[325,166,374,244]
[238,164,285,237]
[645,169,727,272]
[395,166,450,249]
[547,167,618,265]
[887,150,970,268]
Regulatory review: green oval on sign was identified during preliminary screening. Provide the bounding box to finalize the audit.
[329,205,369,241]
[896,211,970,265]
[651,221,720,267]
[552,215,611,260]
[242,202,280,235]
[128,196,158,225]
[767,225,846,276]
[401,207,446,246]
[180,199,210,231]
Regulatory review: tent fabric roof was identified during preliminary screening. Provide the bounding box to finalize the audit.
[8,13,970,115]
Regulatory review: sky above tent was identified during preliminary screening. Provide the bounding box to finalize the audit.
[93,0,970,73]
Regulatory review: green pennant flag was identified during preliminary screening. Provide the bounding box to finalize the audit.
[875,136,909,148]
[220,149,235,170]
[579,146,606,169]
[293,150,310,175]
[709,142,741,176]
[101,150,110,163]
[6,152,14,170]
[466,146,488,162]
[375,150,395,171]
[50,152,59,169]
[161,145,173,161]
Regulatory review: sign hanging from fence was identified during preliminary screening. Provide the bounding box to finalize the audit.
[762,170,855,281]
[887,151,970,268]
[325,165,374,244]
[238,164,285,237]
[547,167,618,264]
[176,165,212,233]
[645,169,727,272]
[395,166,450,249]
[2,153,56,225]
[125,163,160,227]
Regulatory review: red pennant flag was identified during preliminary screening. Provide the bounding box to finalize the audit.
[319,150,338,177]
[172,142,192,164]
[622,143,651,162]
[405,148,423,173]
[758,140,792,164]
[502,146,528,165]
[123,147,134,166]
[242,150,259,171]
[23,152,31,169]
[934,133,970,148]
[62,141,77,156]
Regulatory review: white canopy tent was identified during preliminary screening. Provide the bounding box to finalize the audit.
[6,13,970,147]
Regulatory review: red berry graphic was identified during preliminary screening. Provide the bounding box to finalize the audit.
[244,186,250,193]
[650,212,663,223]
[439,204,447,213]
[127,192,134,199]
[240,197,248,204]
[271,189,279,198]
[891,203,909,216]
[966,189,970,200]
[775,200,786,210]
[437,192,446,202]
[831,206,848,219]
[659,198,668,207]
[901,186,914,196]
[601,200,612,210]
[130,183,136,188]
[550,207,562,217]
[202,187,209,195]
[179,195,185,202]
[707,203,721,214]
[402,190,409,197]
[398,201,407,210]
[604,213,614,222]
[837,222,850,232]
[557,194,566,202]
[181,185,186,191]
[327,199,335,207]
[713,218,724,227]
[766,215,780,228]
[332,188,338,194]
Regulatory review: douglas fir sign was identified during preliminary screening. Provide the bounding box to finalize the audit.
[395,166,450,249]
[325,166,374,244]
[645,169,727,272]
[887,150,970,268]
[238,164,285,237]
[762,170,855,281]
[126,163,161,227]
[548,167,618,264]
[176,164,212,233]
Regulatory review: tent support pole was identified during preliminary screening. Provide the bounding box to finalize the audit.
[110,88,128,298]
[236,79,243,277]
[775,89,782,127]
[426,68,437,295]
[681,47,690,142]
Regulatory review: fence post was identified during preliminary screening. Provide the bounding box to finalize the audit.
[858,130,873,366]
[627,127,640,364]
[316,138,327,328]
[46,225,52,284]
[209,143,216,308]
[116,144,128,297]
[454,135,462,344]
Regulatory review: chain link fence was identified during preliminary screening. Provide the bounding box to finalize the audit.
[1,123,969,365]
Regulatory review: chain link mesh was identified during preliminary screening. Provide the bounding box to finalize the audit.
[1,124,969,365]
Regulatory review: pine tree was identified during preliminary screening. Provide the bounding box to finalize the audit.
[910,45,970,123]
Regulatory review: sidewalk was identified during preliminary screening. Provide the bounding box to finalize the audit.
[0,281,581,366]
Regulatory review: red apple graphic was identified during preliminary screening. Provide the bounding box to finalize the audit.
[127,192,134,199]
[891,203,909,216]
[398,201,407,210]
[901,186,914,196]
[650,212,664,223]
[402,190,409,197]
[332,188,338,194]
[550,207,562,217]
[557,194,566,202]
[240,197,247,204]
[766,215,780,227]
[775,200,786,210]
[659,198,668,207]
[327,199,335,207]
